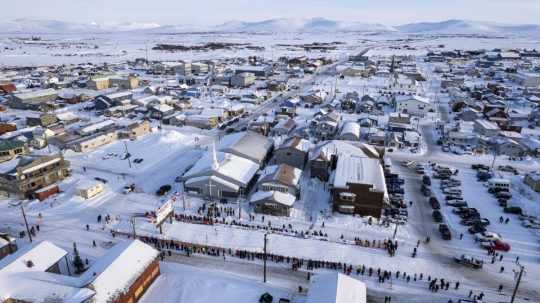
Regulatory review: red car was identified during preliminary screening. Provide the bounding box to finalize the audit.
[481,239,511,252]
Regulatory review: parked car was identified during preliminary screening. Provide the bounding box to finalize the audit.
[471,164,490,170]
[461,218,490,227]
[430,198,441,210]
[481,239,511,252]
[468,224,487,234]
[421,185,432,197]
[432,210,443,222]
[445,195,463,201]
[475,231,502,242]
[454,254,483,269]
[498,165,518,175]
[439,224,452,240]
[446,200,468,207]
[522,221,540,229]
[422,175,431,186]
[504,207,523,215]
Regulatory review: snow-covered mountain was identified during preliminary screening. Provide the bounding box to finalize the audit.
[397,19,540,35]
[210,18,397,33]
[0,18,539,35]
[0,19,161,34]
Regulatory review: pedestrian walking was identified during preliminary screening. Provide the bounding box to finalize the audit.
[459,233,463,240]
[498,284,503,293]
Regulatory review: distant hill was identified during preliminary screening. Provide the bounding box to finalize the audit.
[209,17,397,33]
[0,18,538,35]
[397,19,540,35]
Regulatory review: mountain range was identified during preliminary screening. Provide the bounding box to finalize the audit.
[0,17,539,35]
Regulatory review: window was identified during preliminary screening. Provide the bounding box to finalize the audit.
[339,192,356,202]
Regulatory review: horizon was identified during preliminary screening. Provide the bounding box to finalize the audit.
[4,16,540,29]
[4,0,540,26]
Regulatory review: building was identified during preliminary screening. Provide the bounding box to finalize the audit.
[271,118,297,136]
[0,234,16,261]
[120,120,151,140]
[76,180,104,199]
[273,136,310,169]
[394,95,435,117]
[338,122,361,141]
[85,239,160,303]
[26,113,58,127]
[310,141,382,182]
[257,164,302,197]
[524,172,540,192]
[191,62,209,75]
[218,131,274,165]
[306,272,367,303]
[183,145,260,199]
[331,154,387,218]
[231,72,256,87]
[234,65,272,77]
[69,130,118,153]
[474,119,500,137]
[0,239,159,303]
[78,120,116,136]
[0,154,70,199]
[88,77,110,90]
[174,61,192,76]
[110,75,139,90]
[9,88,58,110]
[250,190,296,217]
[0,139,28,162]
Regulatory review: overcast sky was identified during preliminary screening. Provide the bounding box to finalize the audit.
[5,0,540,25]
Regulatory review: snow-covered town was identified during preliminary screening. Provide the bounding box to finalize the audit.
[2,3,540,303]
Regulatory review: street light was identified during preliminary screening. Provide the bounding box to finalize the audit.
[9,201,32,243]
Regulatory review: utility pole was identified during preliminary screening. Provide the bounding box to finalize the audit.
[123,141,132,168]
[510,265,525,303]
[130,216,137,239]
[182,182,186,211]
[263,233,268,283]
[12,202,32,243]
[238,188,242,220]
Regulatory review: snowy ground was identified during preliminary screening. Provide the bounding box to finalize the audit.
[2,34,540,302]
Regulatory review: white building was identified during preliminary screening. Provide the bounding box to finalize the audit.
[394,95,435,117]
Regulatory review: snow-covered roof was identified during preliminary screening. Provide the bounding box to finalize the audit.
[79,120,115,135]
[259,164,302,187]
[184,151,259,186]
[310,141,380,162]
[278,136,310,152]
[250,190,296,207]
[0,271,95,303]
[395,95,430,104]
[332,154,386,196]
[13,88,57,101]
[475,119,499,130]
[340,122,360,137]
[56,111,79,122]
[306,272,366,303]
[83,240,158,303]
[218,131,273,164]
[0,240,67,274]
